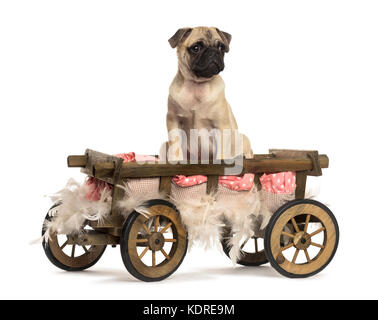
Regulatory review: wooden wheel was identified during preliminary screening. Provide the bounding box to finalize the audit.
[221,228,268,266]
[120,199,188,282]
[264,199,339,278]
[42,204,106,271]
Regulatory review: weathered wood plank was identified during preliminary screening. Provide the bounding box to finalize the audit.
[269,149,317,157]
[91,155,328,180]
[68,230,119,245]
[159,176,172,196]
[295,171,307,199]
[254,173,263,191]
[270,149,324,176]
[67,155,87,167]
[206,175,219,194]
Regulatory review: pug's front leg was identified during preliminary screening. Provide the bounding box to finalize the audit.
[166,118,186,163]
[167,134,185,162]
[242,134,254,159]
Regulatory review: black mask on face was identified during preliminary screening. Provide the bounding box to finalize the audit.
[190,46,225,78]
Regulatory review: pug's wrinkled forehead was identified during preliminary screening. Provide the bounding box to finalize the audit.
[169,26,231,52]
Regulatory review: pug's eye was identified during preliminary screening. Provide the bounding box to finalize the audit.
[218,43,226,52]
[190,44,201,53]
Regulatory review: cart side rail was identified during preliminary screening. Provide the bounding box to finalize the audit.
[67,149,328,180]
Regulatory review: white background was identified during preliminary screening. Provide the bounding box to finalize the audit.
[1,0,377,299]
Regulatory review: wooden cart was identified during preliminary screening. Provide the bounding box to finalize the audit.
[42,149,339,281]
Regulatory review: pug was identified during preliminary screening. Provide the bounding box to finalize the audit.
[166,26,253,162]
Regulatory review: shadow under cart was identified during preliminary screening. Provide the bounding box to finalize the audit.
[42,149,339,281]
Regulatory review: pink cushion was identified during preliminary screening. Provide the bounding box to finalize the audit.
[218,174,254,191]
[115,152,158,163]
[85,177,112,201]
[172,175,207,187]
[172,174,255,191]
[259,171,296,194]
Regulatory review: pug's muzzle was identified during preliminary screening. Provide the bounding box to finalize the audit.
[192,47,225,78]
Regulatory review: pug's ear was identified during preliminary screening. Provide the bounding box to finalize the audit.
[216,28,232,52]
[168,28,193,48]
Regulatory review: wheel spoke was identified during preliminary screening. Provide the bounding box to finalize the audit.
[309,227,325,237]
[160,222,172,234]
[60,240,69,250]
[240,239,248,250]
[82,245,89,254]
[281,242,294,251]
[304,249,311,262]
[142,223,151,235]
[291,217,300,233]
[292,249,300,263]
[164,239,177,242]
[136,238,148,243]
[160,248,170,260]
[139,246,149,259]
[304,214,311,232]
[152,251,156,267]
[154,215,160,232]
[281,231,294,238]
[310,242,325,249]
[71,244,76,258]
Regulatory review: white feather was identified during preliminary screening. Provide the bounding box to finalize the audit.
[41,178,112,243]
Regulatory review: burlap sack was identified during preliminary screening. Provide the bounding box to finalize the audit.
[122,178,160,199]
[259,190,295,215]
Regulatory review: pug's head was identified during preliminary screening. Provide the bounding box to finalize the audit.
[169,26,231,81]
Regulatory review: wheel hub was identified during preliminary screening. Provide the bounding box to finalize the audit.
[293,231,311,250]
[148,232,165,251]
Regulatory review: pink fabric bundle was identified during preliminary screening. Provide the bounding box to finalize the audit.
[259,171,296,194]
[172,174,254,191]
[115,152,158,163]
[172,172,296,193]
[85,177,113,201]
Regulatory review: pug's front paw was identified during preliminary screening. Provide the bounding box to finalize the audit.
[244,150,254,159]
[167,149,184,163]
